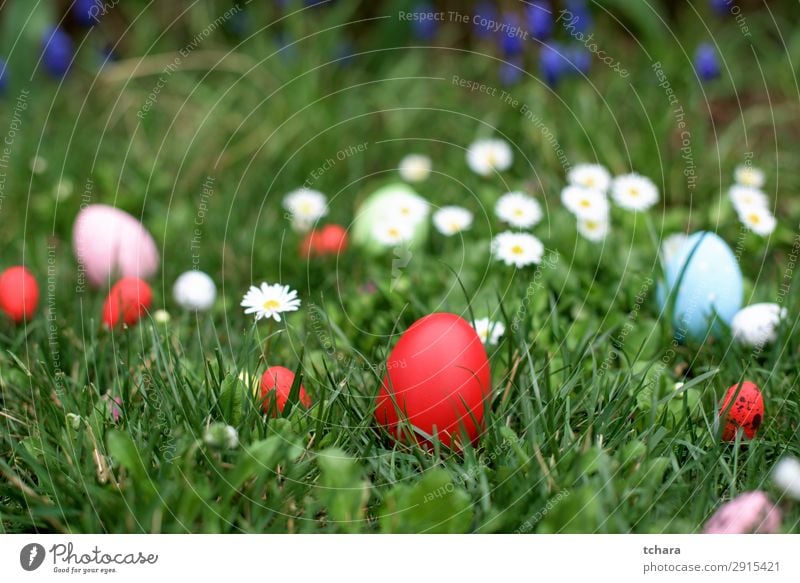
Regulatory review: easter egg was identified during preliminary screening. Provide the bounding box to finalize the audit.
[301,224,349,258]
[102,277,152,328]
[720,381,764,441]
[73,204,159,287]
[375,312,491,448]
[0,266,39,323]
[172,270,217,311]
[260,366,312,414]
[658,231,742,341]
[352,183,429,255]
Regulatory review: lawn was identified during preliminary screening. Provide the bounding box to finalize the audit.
[1,0,799,533]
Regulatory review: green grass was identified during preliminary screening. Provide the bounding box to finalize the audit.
[1,0,800,533]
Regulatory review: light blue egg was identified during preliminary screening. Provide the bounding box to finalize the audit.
[658,231,742,341]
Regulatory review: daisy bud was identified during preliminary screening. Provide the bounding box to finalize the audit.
[66,413,82,430]
[772,457,800,501]
[203,422,238,450]
[398,154,432,183]
[153,309,171,324]
[703,491,781,534]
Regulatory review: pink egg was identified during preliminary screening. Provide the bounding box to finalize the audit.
[73,204,159,287]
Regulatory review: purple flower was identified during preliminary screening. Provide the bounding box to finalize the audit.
[0,58,7,93]
[566,46,591,75]
[540,43,567,86]
[704,491,781,534]
[695,43,721,81]
[73,0,103,26]
[411,3,437,41]
[473,2,498,40]
[563,0,593,35]
[41,26,73,78]
[498,13,525,57]
[500,57,524,86]
[526,1,553,40]
[709,0,732,15]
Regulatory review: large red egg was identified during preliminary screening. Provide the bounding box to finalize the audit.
[0,266,39,323]
[260,366,312,414]
[720,381,764,441]
[375,313,491,448]
[301,224,348,258]
[102,277,152,328]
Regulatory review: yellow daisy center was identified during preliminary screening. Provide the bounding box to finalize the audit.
[748,213,761,225]
[585,177,595,186]
[388,227,400,238]
[579,199,591,208]
[263,299,280,311]
[511,244,524,255]
[629,188,639,197]
[513,208,525,216]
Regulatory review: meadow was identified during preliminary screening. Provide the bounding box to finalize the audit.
[0,0,799,534]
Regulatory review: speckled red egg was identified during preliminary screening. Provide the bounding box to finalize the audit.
[301,224,348,258]
[260,366,312,414]
[102,277,152,328]
[0,266,39,323]
[375,312,491,448]
[720,381,764,441]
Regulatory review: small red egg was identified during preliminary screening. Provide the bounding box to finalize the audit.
[0,266,39,323]
[375,312,491,448]
[720,381,764,441]
[260,365,312,414]
[102,277,152,328]
[301,224,348,258]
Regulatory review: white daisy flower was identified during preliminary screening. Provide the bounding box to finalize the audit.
[567,164,611,193]
[466,138,513,176]
[372,218,414,247]
[492,231,544,268]
[398,154,432,183]
[173,270,217,312]
[577,217,610,242]
[495,191,543,229]
[433,206,474,236]
[241,283,301,322]
[734,165,765,189]
[728,185,768,210]
[772,457,800,501]
[471,317,506,345]
[660,233,688,263]
[561,185,610,221]
[611,173,659,211]
[731,302,786,347]
[283,188,328,232]
[385,191,430,225]
[737,204,776,236]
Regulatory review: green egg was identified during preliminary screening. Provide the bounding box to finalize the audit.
[352,183,429,255]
